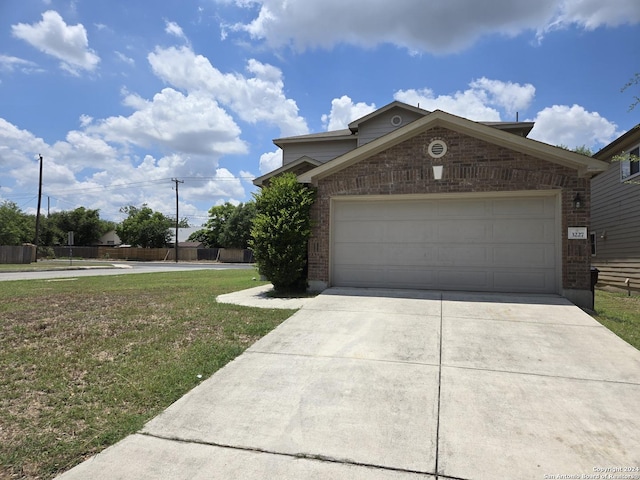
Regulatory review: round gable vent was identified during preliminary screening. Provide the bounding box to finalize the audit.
[427,140,447,159]
[390,115,403,127]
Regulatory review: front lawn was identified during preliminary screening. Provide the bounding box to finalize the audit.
[593,289,640,350]
[0,270,295,479]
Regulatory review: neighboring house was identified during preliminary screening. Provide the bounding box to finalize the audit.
[178,241,204,248]
[169,227,202,246]
[591,124,640,293]
[255,101,608,309]
[94,229,121,246]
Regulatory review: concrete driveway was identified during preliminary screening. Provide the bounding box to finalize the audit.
[58,288,640,480]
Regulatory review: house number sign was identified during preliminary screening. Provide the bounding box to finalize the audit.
[568,227,587,239]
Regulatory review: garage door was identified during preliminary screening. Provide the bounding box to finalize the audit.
[331,194,559,294]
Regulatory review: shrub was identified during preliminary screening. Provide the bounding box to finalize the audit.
[250,173,315,293]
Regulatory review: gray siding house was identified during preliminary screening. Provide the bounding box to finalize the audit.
[591,124,640,293]
[255,101,608,309]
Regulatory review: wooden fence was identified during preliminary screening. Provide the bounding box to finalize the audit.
[52,246,99,258]
[97,247,253,263]
[592,261,640,294]
[0,245,36,264]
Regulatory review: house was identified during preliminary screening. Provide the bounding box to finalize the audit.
[94,229,121,246]
[254,101,608,309]
[590,124,640,293]
[168,227,202,246]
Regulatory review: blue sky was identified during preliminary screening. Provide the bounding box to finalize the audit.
[1,0,639,225]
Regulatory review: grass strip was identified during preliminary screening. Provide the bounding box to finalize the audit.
[0,269,294,479]
[593,289,640,350]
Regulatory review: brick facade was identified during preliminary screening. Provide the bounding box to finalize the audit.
[308,127,591,292]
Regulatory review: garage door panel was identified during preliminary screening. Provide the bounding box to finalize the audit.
[437,245,491,267]
[436,221,492,242]
[333,265,437,288]
[491,197,551,216]
[334,244,440,267]
[437,200,489,217]
[493,246,555,268]
[437,269,490,290]
[331,195,558,294]
[335,222,438,244]
[336,201,438,221]
[493,271,553,292]
[491,219,555,243]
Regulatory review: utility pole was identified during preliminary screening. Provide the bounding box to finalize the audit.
[171,178,184,263]
[34,154,43,261]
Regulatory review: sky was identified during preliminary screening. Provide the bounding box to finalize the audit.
[1,1,639,226]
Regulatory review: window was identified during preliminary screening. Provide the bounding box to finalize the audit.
[621,145,640,181]
[590,232,596,256]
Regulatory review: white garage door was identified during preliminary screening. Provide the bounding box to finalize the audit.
[331,194,559,294]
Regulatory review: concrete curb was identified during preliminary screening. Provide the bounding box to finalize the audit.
[216,284,315,309]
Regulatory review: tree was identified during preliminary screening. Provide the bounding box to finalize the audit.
[557,144,593,156]
[116,205,173,248]
[201,202,237,247]
[0,201,34,245]
[219,202,256,249]
[187,229,211,246]
[46,207,113,245]
[622,72,639,111]
[250,173,315,293]
[190,202,256,248]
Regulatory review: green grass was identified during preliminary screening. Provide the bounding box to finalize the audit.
[0,270,295,479]
[593,289,640,350]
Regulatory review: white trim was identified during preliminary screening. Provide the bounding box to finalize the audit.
[329,189,560,203]
[427,139,447,158]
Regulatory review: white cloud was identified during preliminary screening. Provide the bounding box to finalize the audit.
[90,88,247,157]
[239,170,255,183]
[0,118,49,168]
[0,54,42,74]
[148,46,309,136]
[11,10,100,74]
[219,0,640,53]
[321,96,376,130]
[79,114,93,127]
[258,149,282,174]
[0,111,249,221]
[115,51,135,66]
[165,20,189,44]
[543,0,640,34]
[395,89,497,121]
[528,104,621,150]
[393,78,535,121]
[51,130,119,171]
[468,78,535,117]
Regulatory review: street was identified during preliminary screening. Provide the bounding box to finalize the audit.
[0,261,256,282]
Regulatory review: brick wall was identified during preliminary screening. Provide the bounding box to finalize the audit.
[308,126,591,291]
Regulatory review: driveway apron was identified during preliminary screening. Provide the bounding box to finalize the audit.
[57,288,640,480]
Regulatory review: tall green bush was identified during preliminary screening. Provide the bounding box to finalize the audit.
[250,173,315,293]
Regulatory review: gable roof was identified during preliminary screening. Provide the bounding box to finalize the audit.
[594,124,640,161]
[274,101,534,149]
[298,109,608,184]
[274,129,354,148]
[253,156,321,187]
[347,101,429,132]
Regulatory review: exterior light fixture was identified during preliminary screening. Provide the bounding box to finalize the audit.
[432,165,443,180]
[573,193,583,209]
